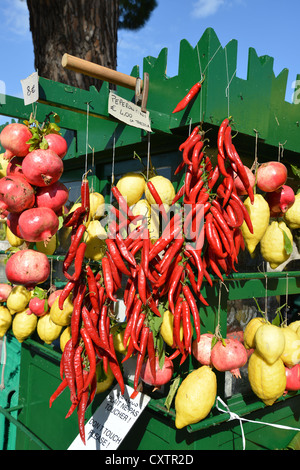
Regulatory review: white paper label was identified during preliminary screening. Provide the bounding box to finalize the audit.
[108,91,152,132]
[21,71,39,106]
[68,384,150,451]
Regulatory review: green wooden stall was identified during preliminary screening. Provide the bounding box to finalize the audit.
[0,27,299,450]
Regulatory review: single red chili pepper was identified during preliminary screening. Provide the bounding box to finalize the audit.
[208,164,220,190]
[82,305,109,352]
[63,206,87,228]
[181,300,192,354]
[106,239,131,276]
[137,266,147,305]
[101,257,117,302]
[106,251,122,291]
[86,265,99,314]
[185,261,208,306]
[182,134,202,165]
[174,160,186,176]
[230,191,253,233]
[184,165,193,198]
[222,174,234,207]
[217,117,229,160]
[115,233,137,268]
[130,298,143,351]
[81,327,97,393]
[147,330,156,379]
[64,242,87,282]
[71,281,86,348]
[187,177,205,204]
[148,296,161,317]
[231,144,255,203]
[184,244,204,292]
[134,325,149,391]
[179,126,201,151]
[182,285,200,342]
[59,280,77,310]
[172,183,185,204]
[168,349,181,361]
[111,185,136,220]
[77,370,89,445]
[81,175,90,223]
[142,229,150,277]
[63,339,77,403]
[191,140,204,176]
[205,213,227,259]
[73,344,84,402]
[173,296,183,353]
[228,198,244,227]
[99,304,112,353]
[217,152,230,178]
[121,336,136,364]
[63,224,86,273]
[49,377,68,408]
[168,264,184,314]
[146,181,168,224]
[172,80,203,114]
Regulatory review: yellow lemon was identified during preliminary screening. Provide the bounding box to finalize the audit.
[0,153,9,178]
[50,294,73,327]
[111,324,128,355]
[116,172,146,207]
[36,234,57,256]
[254,323,285,365]
[37,313,62,345]
[280,326,300,367]
[129,199,159,242]
[260,221,293,269]
[288,320,300,333]
[60,326,71,352]
[175,366,217,429]
[284,193,300,230]
[84,219,107,261]
[6,226,24,247]
[12,309,37,343]
[243,317,266,349]
[145,175,175,206]
[248,350,286,406]
[241,194,270,255]
[90,192,105,219]
[7,285,31,315]
[160,309,184,348]
[96,361,115,394]
[0,306,12,336]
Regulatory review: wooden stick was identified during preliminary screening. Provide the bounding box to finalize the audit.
[62,53,142,90]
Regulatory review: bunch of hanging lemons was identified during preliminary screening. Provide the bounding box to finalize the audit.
[244,317,300,406]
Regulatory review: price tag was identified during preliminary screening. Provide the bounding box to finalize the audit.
[108,90,152,132]
[68,384,151,450]
[20,71,39,106]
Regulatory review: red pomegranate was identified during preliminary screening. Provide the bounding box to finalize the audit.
[266,185,295,214]
[35,181,69,213]
[22,149,64,187]
[0,123,32,160]
[0,175,35,213]
[5,249,50,288]
[29,296,48,317]
[210,338,248,378]
[140,356,174,387]
[6,156,24,177]
[44,133,68,159]
[18,207,59,243]
[256,161,287,192]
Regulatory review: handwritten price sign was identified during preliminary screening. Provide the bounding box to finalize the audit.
[21,72,39,106]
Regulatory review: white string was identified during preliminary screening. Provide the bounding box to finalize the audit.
[216,396,300,450]
[146,131,151,179]
[85,102,90,176]
[224,47,237,117]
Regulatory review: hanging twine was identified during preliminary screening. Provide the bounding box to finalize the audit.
[215,280,228,339]
[224,47,237,118]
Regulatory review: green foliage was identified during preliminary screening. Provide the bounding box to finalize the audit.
[119,0,158,31]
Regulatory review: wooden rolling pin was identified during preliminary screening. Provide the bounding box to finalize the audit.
[61,53,142,90]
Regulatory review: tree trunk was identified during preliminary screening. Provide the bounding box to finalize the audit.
[26,0,119,90]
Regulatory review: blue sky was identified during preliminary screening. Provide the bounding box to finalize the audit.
[0,0,299,103]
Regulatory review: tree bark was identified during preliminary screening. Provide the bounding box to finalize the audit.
[26,0,119,90]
